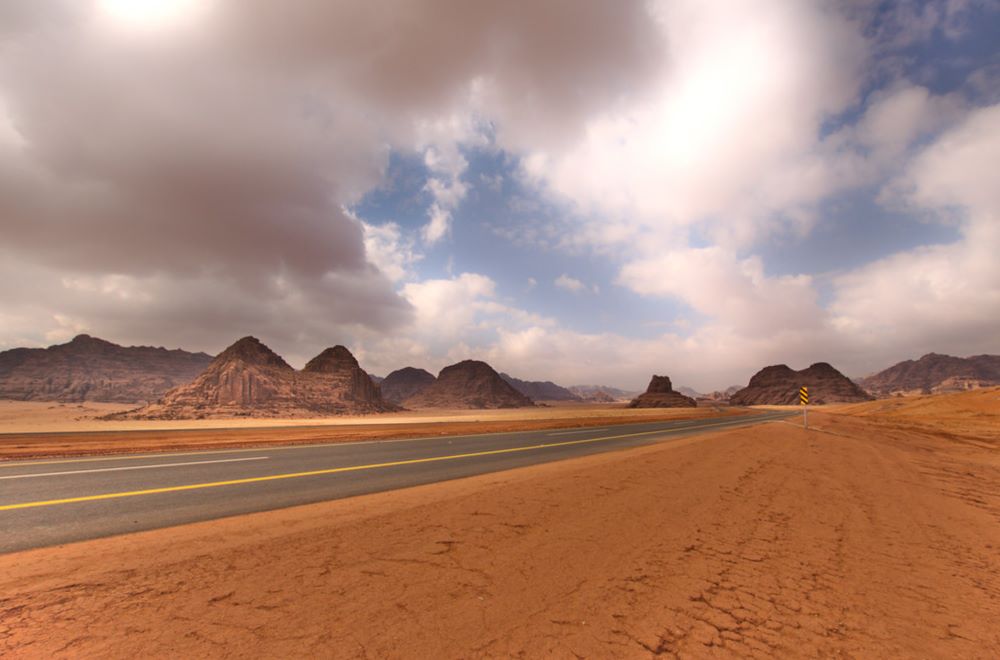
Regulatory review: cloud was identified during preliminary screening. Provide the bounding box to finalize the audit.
[521,0,867,251]
[830,104,1000,356]
[554,274,588,294]
[0,0,996,390]
[0,0,663,356]
[619,247,822,338]
[360,219,421,283]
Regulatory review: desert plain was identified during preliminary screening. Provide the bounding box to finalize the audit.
[2,388,999,658]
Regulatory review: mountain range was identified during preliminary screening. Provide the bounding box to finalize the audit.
[859,353,1000,397]
[0,335,212,403]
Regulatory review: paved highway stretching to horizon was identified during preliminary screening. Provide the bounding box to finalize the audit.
[0,411,793,553]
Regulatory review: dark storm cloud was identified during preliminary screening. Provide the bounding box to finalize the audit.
[0,0,663,357]
[216,0,665,148]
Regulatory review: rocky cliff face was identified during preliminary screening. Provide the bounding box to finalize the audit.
[860,353,1000,397]
[627,375,697,408]
[499,373,581,401]
[134,337,394,418]
[0,334,212,403]
[403,360,534,409]
[300,345,389,412]
[380,367,436,404]
[730,362,873,405]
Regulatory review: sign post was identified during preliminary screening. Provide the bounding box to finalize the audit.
[799,386,809,429]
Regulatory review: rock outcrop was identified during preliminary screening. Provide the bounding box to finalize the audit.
[403,360,534,409]
[499,373,581,402]
[627,375,697,408]
[0,334,212,403]
[860,353,1000,397]
[380,367,436,404]
[133,337,395,418]
[730,362,873,405]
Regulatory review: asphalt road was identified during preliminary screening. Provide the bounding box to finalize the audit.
[0,411,792,553]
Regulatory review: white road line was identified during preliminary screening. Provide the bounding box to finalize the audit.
[0,456,269,480]
[0,413,788,469]
[546,427,609,436]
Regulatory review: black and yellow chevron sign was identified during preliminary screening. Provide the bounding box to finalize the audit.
[799,386,809,405]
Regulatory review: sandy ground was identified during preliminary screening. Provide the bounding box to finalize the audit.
[0,402,737,460]
[0,400,679,434]
[2,389,999,658]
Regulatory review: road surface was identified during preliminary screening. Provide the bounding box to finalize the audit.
[0,411,790,553]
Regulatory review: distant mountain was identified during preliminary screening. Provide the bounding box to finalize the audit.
[699,385,741,402]
[860,353,1000,397]
[675,385,702,399]
[628,375,697,408]
[132,337,395,418]
[730,362,873,405]
[0,334,212,403]
[568,385,638,402]
[380,367,436,404]
[499,373,581,401]
[403,360,534,409]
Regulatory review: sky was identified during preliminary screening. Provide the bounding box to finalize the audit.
[0,0,998,392]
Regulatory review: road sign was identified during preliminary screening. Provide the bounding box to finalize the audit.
[799,386,808,429]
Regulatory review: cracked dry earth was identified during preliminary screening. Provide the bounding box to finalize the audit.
[2,411,1000,658]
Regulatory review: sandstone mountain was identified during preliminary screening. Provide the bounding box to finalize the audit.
[300,345,387,412]
[0,334,212,403]
[568,385,638,402]
[133,337,394,418]
[627,375,697,408]
[379,367,436,404]
[499,373,581,401]
[730,362,873,405]
[403,360,534,409]
[860,353,1000,397]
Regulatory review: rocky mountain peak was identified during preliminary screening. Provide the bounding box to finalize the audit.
[402,359,534,409]
[380,367,436,404]
[646,375,675,394]
[731,362,872,405]
[214,336,291,371]
[302,345,359,373]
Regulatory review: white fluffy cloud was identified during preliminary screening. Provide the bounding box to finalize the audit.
[554,274,598,295]
[521,0,867,251]
[830,104,1000,356]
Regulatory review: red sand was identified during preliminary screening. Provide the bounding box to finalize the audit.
[2,393,999,657]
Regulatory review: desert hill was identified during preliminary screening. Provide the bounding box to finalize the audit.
[730,362,873,405]
[133,337,394,418]
[860,353,1000,397]
[499,373,581,401]
[380,367,436,404]
[403,360,534,409]
[0,334,212,403]
[627,375,697,408]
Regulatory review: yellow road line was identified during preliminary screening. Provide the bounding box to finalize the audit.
[0,415,778,512]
